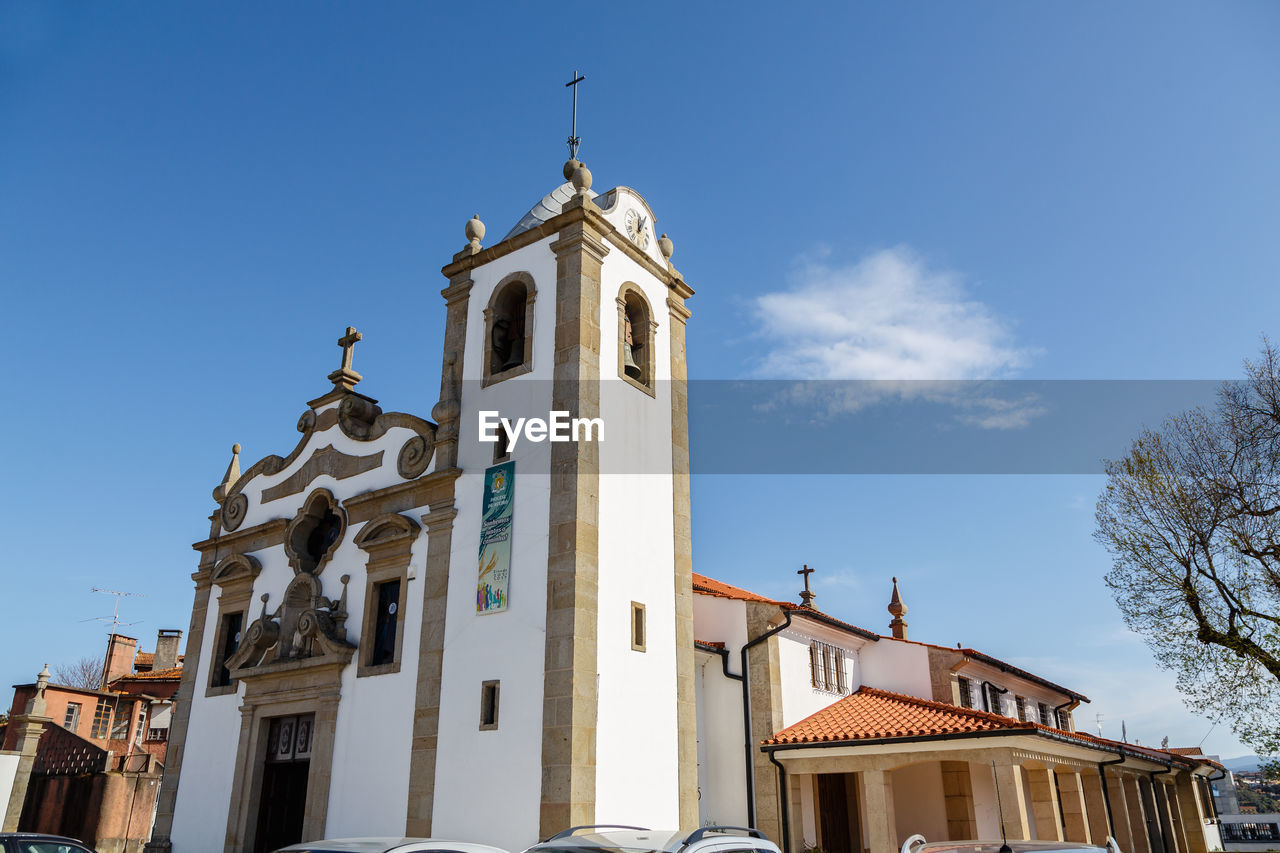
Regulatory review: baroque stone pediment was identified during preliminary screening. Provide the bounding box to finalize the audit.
[219,388,438,533]
[226,572,355,675]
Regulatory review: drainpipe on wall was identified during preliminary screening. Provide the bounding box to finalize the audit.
[741,608,794,828]
[1053,699,1079,730]
[1098,754,1127,838]
[980,681,1008,714]
[766,748,792,853]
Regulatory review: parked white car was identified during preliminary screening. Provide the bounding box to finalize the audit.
[273,839,511,853]
[901,836,1123,853]
[524,825,781,853]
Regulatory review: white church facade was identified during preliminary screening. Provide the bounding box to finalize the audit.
[149,159,1224,853]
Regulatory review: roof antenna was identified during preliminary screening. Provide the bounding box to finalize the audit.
[991,761,1012,853]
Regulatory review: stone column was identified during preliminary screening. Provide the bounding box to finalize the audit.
[144,565,215,853]
[668,287,698,829]
[993,762,1032,841]
[1026,766,1064,842]
[745,601,788,845]
[1123,774,1153,853]
[861,769,898,853]
[1155,779,1181,853]
[404,500,458,837]
[1057,770,1092,844]
[1173,773,1209,853]
[2,668,52,832]
[1106,769,1137,853]
[539,197,607,838]
[1081,771,1111,844]
[430,258,474,471]
[941,760,977,840]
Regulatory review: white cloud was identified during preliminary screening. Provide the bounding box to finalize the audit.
[753,247,1032,380]
[749,247,1044,429]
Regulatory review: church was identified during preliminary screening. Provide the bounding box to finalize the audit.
[149,156,1225,853]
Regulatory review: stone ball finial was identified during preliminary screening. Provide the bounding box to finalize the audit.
[658,233,674,261]
[571,162,592,194]
[232,443,242,455]
[465,214,485,248]
[563,159,582,181]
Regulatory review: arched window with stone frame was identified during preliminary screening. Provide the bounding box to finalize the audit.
[617,282,657,394]
[482,271,536,386]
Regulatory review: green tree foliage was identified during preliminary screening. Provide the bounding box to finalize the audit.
[1096,341,1280,760]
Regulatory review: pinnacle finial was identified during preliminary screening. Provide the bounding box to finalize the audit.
[888,577,909,640]
[465,214,485,250]
[213,442,242,503]
[658,233,674,261]
[571,162,592,195]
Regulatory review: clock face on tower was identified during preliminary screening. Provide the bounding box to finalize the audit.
[624,208,650,249]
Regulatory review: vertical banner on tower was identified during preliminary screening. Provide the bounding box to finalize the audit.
[477,460,515,614]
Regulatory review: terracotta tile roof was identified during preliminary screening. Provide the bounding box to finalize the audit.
[1169,747,1204,756]
[766,686,1021,745]
[785,605,880,641]
[115,666,183,681]
[692,574,879,640]
[695,640,726,650]
[692,573,786,604]
[763,686,1220,771]
[133,652,184,668]
[886,637,1088,702]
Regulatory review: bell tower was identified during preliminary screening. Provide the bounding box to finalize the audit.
[420,158,697,848]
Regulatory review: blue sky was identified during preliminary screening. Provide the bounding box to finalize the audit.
[4,2,1279,757]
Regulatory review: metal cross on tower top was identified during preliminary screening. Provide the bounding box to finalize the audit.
[565,70,585,160]
[797,564,816,607]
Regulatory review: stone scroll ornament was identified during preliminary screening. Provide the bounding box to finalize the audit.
[218,400,437,533]
[225,573,354,670]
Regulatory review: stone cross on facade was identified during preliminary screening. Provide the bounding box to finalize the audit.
[798,564,816,607]
[328,326,363,391]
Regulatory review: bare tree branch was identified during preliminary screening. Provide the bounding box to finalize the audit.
[1097,339,1280,758]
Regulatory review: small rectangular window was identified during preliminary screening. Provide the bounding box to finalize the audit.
[90,699,111,739]
[958,677,973,709]
[1038,702,1051,726]
[370,579,401,666]
[110,703,130,740]
[63,702,82,732]
[1056,709,1069,730]
[493,429,510,463]
[479,680,500,730]
[986,684,1003,714]
[1015,696,1027,721]
[630,602,646,652]
[211,611,244,688]
[808,641,847,694]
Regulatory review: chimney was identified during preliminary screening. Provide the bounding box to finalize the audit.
[154,629,182,672]
[888,577,909,641]
[103,634,138,686]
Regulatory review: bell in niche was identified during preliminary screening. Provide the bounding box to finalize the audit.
[623,314,643,380]
[492,319,524,372]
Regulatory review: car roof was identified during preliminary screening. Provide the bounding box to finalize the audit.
[0,835,86,843]
[273,839,509,853]
[921,843,1107,853]
[531,829,777,853]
